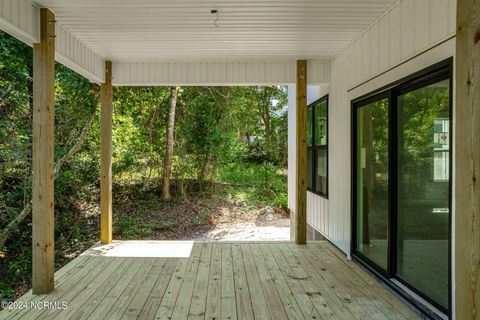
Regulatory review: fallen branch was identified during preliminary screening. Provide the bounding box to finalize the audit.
[0,110,96,252]
[0,202,32,252]
[54,112,95,176]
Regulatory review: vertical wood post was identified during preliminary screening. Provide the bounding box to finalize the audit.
[100,61,113,244]
[295,60,307,245]
[455,0,479,318]
[32,8,55,295]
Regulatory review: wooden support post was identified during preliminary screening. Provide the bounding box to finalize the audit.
[455,0,479,318]
[100,61,113,244]
[32,8,55,295]
[295,60,307,245]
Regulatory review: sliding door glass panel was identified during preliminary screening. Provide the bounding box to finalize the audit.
[355,98,389,270]
[397,79,450,309]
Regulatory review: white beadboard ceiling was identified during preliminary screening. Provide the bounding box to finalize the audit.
[31,0,398,62]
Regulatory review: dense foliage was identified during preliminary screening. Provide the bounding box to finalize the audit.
[0,31,288,300]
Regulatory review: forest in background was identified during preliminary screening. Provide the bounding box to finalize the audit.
[0,30,289,301]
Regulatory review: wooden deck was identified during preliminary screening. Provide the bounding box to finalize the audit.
[0,241,420,320]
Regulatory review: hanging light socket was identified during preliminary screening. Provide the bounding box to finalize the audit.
[211,9,220,28]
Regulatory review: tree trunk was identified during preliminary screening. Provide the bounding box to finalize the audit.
[177,178,186,198]
[0,110,96,252]
[161,87,178,200]
[260,87,273,160]
[198,154,210,183]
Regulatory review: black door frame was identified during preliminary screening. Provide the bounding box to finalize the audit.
[350,58,453,318]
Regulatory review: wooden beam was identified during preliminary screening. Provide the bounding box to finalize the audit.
[100,61,113,244]
[295,60,307,245]
[455,0,480,318]
[32,8,55,295]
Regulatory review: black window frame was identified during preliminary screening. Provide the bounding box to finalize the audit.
[350,58,453,318]
[307,94,329,198]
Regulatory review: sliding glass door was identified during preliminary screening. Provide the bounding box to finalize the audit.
[396,78,450,309]
[352,60,452,314]
[354,96,389,271]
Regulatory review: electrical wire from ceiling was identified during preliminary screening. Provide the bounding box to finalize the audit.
[211,9,220,28]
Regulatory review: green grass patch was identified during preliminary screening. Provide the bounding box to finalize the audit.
[217,162,288,213]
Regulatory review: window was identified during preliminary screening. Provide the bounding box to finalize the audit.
[307,95,328,197]
[352,59,452,314]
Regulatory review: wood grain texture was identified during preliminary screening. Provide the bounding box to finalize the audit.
[295,60,307,245]
[32,8,56,295]
[100,61,113,244]
[455,0,480,318]
[0,241,421,320]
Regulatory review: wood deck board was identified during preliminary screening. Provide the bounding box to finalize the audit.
[188,242,213,320]
[304,244,399,320]
[231,243,255,320]
[121,258,168,320]
[220,244,237,320]
[284,243,367,319]
[170,243,202,319]
[320,242,418,319]
[55,257,136,320]
[240,242,271,319]
[205,243,222,320]
[1,255,95,320]
[269,243,333,320]
[154,253,192,319]
[293,244,380,320]
[82,258,146,319]
[102,258,157,319]
[137,259,178,320]
[249,244,289,320]
[0,241,421,320]
[37,257,120,320]
[290,244,384,320]
[14,256,115,320]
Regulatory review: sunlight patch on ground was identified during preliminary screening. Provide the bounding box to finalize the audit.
[83,240,194,258]
[203,220,290,241]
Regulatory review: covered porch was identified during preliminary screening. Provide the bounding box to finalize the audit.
[0,241,419,320]
[0,0,479,318]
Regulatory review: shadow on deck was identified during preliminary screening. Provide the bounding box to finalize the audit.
[0,241,420,320]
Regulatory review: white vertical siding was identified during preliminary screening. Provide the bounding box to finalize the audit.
[0,0,105,83]
[306,0,457,255]
[288,85,330,216]
[307,61,330,85]
[112,61,330,86]
[343,0,456,90]
[55,24,105,83]
[0,0,39,44]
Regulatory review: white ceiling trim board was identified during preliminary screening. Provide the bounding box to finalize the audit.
[112,60,330,86]
[0,0,105,83]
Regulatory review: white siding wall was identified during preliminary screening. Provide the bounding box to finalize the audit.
[0,0,105,83]
[0,0,39,44]
[55,24,105,83]
[112,61,330,86]
[304,0,456,255]
[287,84,329,228]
